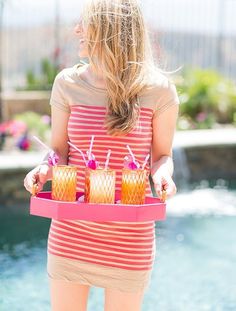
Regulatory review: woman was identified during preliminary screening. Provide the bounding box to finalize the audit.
[24,0,179,310]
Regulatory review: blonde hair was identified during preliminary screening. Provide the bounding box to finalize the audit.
[81,0,157,135]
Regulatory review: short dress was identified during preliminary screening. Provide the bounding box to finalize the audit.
[47,64,179,292]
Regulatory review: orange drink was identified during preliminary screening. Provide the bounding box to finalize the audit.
[84,167,91,203]
[85,168,115,204]
[121,168,148,205]
[52,165,77,201]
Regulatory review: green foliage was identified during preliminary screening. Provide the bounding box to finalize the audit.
[41,58,58,86]
[177,67,236,130]
[14,111,50,141]
[23,58,58,91]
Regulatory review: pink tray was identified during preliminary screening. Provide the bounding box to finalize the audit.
[30,191,166,222]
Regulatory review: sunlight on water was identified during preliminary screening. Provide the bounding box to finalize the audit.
[167,188,236,216]
[0,188,236,311]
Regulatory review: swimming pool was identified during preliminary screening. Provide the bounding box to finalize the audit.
[0,186,236,311]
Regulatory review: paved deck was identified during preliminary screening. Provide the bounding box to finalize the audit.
[0,128,235,171]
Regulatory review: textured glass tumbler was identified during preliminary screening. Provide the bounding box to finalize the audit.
[52,165,77,201]
[84,168,116,204]
[84,168,91,203]
[121,169,147,205]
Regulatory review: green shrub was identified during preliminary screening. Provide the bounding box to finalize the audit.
[177,68,236,129]
[21,58,58,91]
[14,111,50,141]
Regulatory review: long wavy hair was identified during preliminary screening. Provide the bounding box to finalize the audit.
[81,0,157,135]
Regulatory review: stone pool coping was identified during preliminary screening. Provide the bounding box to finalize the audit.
[173,128,236,148]
[0,128,236,171]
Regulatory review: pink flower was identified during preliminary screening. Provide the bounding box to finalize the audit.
[41,115,51,125]
[17,134,30,151]
[196,112,207,122]
[0,120,27,136]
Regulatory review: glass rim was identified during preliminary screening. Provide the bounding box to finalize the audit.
[85,167,115,173]
[53,165,77,170]
[122,168,147,172]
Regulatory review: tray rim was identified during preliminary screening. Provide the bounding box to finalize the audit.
[33,191,165,206]
[30,191,166,222]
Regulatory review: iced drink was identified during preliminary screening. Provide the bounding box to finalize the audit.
[85,168,115,204]
[52,165,77,201]
[121,168,147,205]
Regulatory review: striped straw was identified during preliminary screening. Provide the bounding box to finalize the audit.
[68,141,87,166]
[88,135,95,160]
[141,154,150,169]
[33,135,50,150]
[126,145,136,163]
[104,149,111,169]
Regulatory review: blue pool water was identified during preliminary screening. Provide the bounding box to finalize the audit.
[0,187,236,311]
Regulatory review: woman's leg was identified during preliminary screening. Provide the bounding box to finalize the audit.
[104,288,145,311]
[49,278,90,311]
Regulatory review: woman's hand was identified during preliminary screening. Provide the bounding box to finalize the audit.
[24,163,52,194]
[151,164,177,200]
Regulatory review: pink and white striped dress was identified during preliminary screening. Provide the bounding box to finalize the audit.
[47,64,179,291]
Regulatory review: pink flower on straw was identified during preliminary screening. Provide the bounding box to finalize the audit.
[33,135,59,166]
[48,150,59,166]
[86,151,98,170]
[125,145,140,169]
[87,159,97,170]
[86,135,98,169]
[68,140,98,169]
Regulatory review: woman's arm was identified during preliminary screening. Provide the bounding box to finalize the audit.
[151,103,179,198]
[39,105,70,184]
[50,105,70,165]
[24,106,70,193]
[41,104,70,165]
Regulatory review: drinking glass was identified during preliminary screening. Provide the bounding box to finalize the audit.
[52,165,77,201]
[84,168,116,204]
[121,169,147,205]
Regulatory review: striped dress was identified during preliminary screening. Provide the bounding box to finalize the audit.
[47,64,179,291]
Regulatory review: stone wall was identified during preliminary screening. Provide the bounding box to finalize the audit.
[2,91,51,120]
[0,168,51,205]
[185,145,236,182]
[173,145,236,188]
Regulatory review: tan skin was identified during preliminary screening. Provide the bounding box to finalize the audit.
[24,22,178,311]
